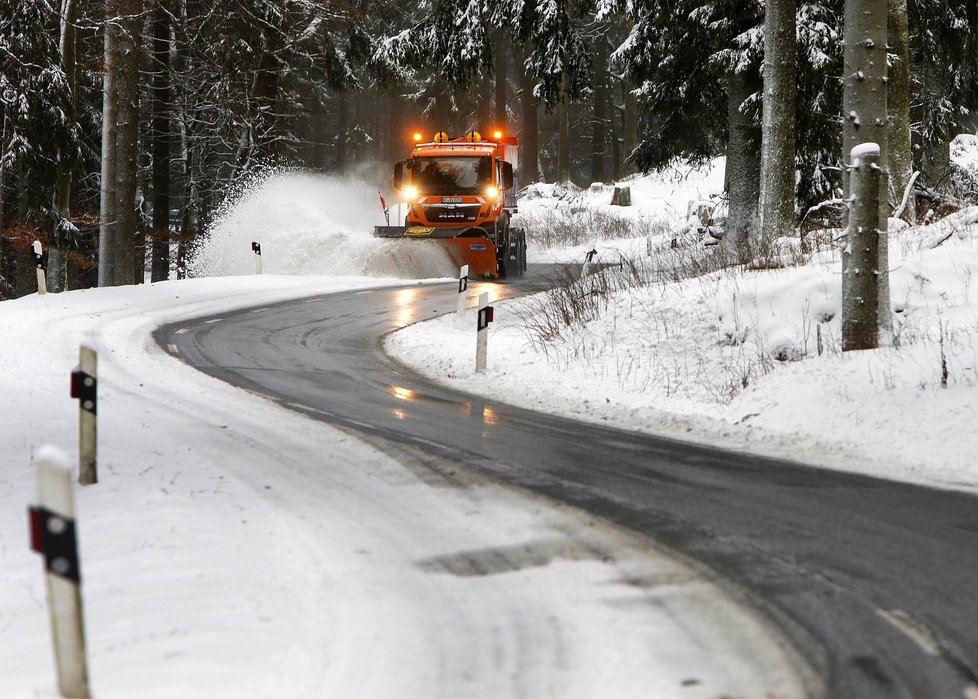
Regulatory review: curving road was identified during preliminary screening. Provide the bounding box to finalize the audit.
[157,269,978,698]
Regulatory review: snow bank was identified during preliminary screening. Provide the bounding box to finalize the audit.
[389,159,978,492]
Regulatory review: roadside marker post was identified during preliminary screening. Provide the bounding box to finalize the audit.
[33,240,47,295]
[29,447,91,698]
[457,265,469,316]
[475,291,493,373]
[251,241,263,275]
[70,346,98,485]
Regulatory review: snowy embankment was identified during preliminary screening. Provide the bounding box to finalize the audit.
[388,146,978,493]
[1,171,807,697]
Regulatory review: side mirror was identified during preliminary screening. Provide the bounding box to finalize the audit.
[501,162,514,190]
[393,160,408,190]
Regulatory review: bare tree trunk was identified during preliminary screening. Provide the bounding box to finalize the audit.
[100,0,141,286]
[611,88,622,181]
[843,0,890,337]
[590,29,610,184]
[722,71,760,261]
[150,1,173,282]
[758,0,796,246]
[0,114,8,298]
[99,4,120,286]
[494,31,507,132]
[558,77,571,183]
[518,44,539,183]
[48,0,80,292]
[842,144,881,351]
[623,81,637,176]
[119,0,142,284]
[887,0,914,223]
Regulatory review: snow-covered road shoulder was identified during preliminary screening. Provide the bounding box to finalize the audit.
[387,208,978,493]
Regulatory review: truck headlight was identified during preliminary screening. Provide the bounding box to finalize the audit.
[485,185,499,200]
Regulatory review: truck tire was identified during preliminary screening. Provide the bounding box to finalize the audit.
[495,222,511,279]
[510,227,526,276]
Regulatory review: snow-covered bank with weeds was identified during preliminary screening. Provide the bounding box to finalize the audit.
[516,159,726,255]
[389,162,978,492]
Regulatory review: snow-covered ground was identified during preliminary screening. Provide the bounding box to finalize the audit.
[389,138,978,493]
[6,142,978,694]
[1,172,811,697]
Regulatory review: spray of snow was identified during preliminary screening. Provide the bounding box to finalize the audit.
[189,170,458,279]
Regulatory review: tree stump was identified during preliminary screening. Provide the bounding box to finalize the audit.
[611,185,631,206]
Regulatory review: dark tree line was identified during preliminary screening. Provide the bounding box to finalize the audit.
[1,0,976,297]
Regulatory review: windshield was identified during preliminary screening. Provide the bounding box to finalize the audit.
[411,156,492,195]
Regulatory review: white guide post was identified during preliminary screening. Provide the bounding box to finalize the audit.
[30,447,90,698]
[72,346,98,485]
[456,265,469,316]
[475,291,493,373]
[33,240,47,295]
[252,241,263,275]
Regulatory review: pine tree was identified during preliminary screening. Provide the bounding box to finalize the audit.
[908,0,976,189]
[0,0,79,215]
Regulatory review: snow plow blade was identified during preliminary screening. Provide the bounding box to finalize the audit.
[373,225,500,278]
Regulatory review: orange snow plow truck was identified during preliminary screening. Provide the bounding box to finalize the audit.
[374,129,527,278]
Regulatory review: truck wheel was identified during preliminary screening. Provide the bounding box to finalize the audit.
[496,226,511,279]
[510,227,526,276]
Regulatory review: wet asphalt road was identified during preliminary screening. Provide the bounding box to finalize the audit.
[157,268,978,698]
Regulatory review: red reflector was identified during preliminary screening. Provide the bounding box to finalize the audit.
[486,306,494,323]
[29,506,43,553]
[70,369,81,398]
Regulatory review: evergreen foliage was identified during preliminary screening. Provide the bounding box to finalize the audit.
[0,0,976,296]
[0,0,80,213]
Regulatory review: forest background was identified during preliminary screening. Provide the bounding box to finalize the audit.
[0,0,976,298]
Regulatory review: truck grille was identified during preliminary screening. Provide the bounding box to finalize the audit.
[422,203,481,223]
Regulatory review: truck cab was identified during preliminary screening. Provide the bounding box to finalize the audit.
[375,130,526,278]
